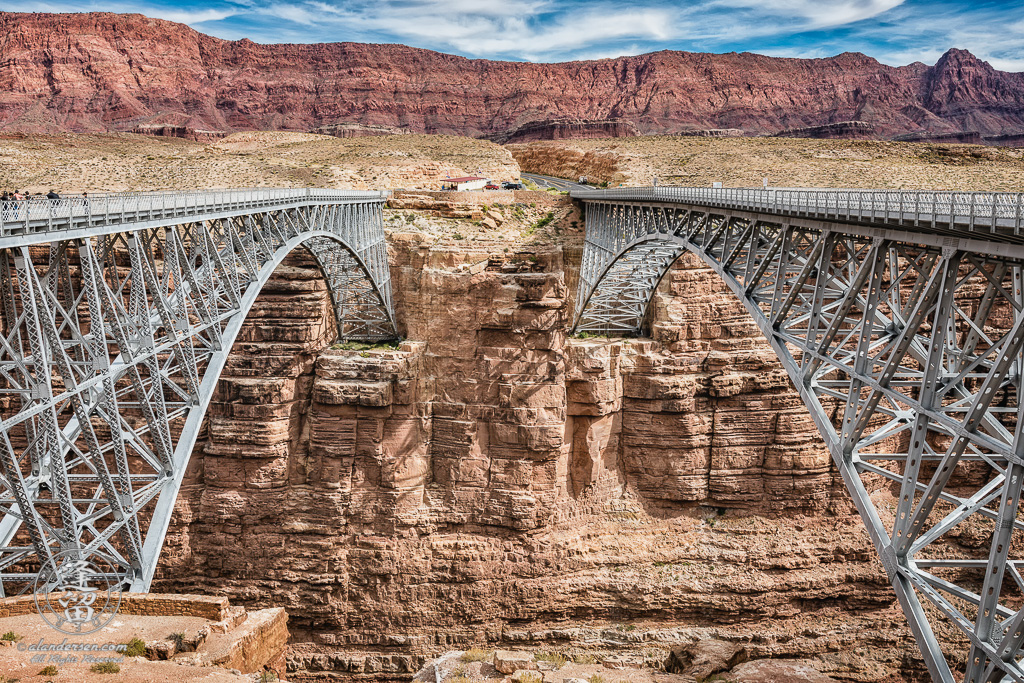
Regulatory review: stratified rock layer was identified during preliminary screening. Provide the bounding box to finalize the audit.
[2,12,1024,141]
[154,239,944,682]
[490,120,640,144]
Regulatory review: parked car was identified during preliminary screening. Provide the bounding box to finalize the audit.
[502,181,524,190]
[484,183,500,190]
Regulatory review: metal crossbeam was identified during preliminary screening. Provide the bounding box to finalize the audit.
[572,187,1024,683]
[0,189,397,595]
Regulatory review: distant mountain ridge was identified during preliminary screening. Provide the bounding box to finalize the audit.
[2,11,1023,143]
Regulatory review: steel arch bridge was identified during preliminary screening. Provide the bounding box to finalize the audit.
[0,188,396,595]
[572,186,1024,683]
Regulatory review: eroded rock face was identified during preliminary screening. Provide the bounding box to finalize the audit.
[506,146,630,187]
[489,120,640,145]
[2,12,1024,140]
[153,240,935,682]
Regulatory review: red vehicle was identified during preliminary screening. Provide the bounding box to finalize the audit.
[484,183,500,190]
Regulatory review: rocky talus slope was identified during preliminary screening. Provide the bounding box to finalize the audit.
[151,231,979,682]
[2,12,1024,141]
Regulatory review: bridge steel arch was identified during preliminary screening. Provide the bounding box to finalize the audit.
[0,189,397,595]
[572,186,1024,683]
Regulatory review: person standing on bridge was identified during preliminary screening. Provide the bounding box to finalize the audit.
[11,190,25,220]
[46,189,60,200]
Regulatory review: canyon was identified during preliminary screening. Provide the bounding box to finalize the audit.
[145,193,943,682]
[2,12,1024,144]
[2,128,1023,681]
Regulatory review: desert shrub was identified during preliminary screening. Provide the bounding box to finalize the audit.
[1,631,18,641]
[461,648,492,662]
[90,662,121,674]
[123,637,146,657]
[39,664,59,675]
[534,651,567,667]
[526,212,555,235]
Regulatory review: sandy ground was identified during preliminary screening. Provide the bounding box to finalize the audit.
[510,136,1024,191]
[0,612,253,682]
[0,131,520,194]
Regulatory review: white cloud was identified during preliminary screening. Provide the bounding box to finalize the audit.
[710,0,904,29]
[16,1,237,25]
[212,0,678,60]
[146,7,238,23]
[441,10,675,57]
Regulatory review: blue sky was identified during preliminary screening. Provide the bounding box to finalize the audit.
[15,0,1024,70]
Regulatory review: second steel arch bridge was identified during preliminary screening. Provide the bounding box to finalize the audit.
[571,185,1024,683]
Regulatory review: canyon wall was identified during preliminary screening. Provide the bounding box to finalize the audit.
[2,12,1024,142]
[153,235,934,681]
[509,145,630,187]
[490,120,640,145]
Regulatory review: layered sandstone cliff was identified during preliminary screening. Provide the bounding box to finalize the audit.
[490,120,640,145]
[2,12,1024,141]
[153,230,943,682]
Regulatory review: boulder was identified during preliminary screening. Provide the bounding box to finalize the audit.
[494,650,537,674]
[511,670,543,683]
[601,654,644,669]
[725,659,837,683]
[665,638,747,678]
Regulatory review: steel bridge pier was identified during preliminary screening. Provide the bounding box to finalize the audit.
[572,186,1024,683]
[0,189,397,594]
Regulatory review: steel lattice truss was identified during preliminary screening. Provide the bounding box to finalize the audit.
[0,190,396,596]
[573,195,1024,683]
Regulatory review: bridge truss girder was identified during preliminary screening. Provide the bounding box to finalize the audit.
[575,200,1024,683]
[0,200,396,595]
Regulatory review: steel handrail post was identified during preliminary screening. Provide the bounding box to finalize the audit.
[1018,194,1023,236]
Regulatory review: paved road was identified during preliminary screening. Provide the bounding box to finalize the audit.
[521,172,587,191]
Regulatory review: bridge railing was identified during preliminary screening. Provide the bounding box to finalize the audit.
[0,188,388,240]
[570,186,1024,236]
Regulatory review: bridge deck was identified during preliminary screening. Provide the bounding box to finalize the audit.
[0,188,388,248]
[571,186,1024,242]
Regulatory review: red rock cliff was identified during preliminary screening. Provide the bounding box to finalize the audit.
[2,12,1024,141]
[153,237,939,682]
